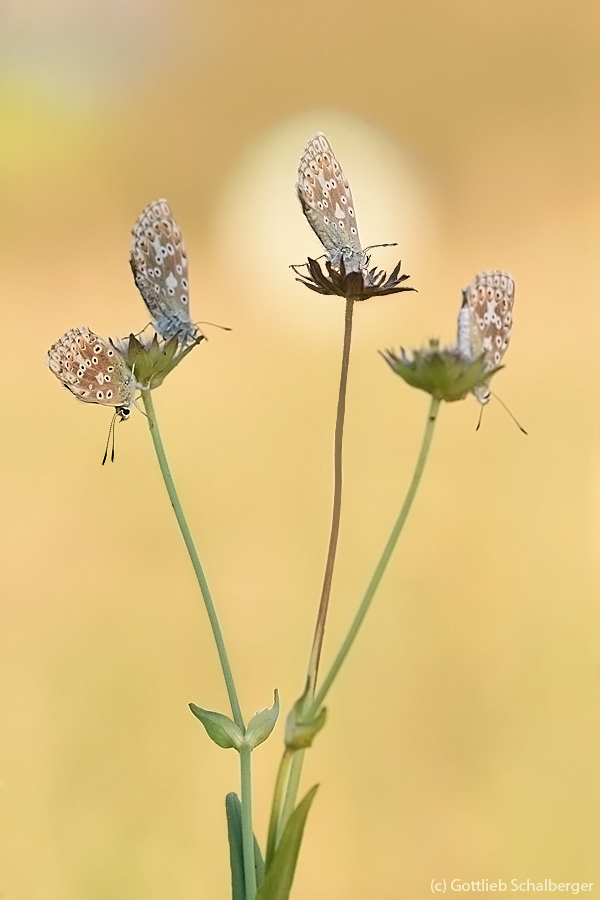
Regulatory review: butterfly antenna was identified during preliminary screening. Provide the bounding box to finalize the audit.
[195,321,232,332]
[289,253,328,269]
[490,391,528,434]
[364,242,398,251]
[475,405,485,432]
[127,322,154,342]
[102,412,118,465]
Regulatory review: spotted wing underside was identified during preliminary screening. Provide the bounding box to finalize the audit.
[296,132,364,271]
[130,199,197,343]
[47,326,136,408]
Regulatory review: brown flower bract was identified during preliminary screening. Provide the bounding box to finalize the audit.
[292,256,415,302]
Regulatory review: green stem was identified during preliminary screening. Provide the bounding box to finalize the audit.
[142,390,257,897]
[309,395,441,715]
[265,749,293,867]
[240,745,257,900]
[273,396,440,842]
[276,747,304,846]
[141,390,244,729]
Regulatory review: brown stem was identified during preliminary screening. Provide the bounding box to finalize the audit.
[306,296,355,696]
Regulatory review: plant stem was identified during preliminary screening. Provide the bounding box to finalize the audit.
[276,746,304,842]
[309,394,441,715]
[275,298,354,842]
[273,396,441,842]
[240,744,257,900]
[142,390,258,897]
[141,390,245,729]
[306,295,355,696]
[265,749,293,867]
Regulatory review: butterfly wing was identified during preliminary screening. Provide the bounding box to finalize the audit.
[296,132,364,272]
[459,270,515,404]
[47,327,136,410]
[130,199,197,344]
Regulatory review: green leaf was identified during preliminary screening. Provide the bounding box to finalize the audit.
[225,792,265,898]
[245,689,279,750]
[225,793,245,900]
[254,828,266,888]
[255,785,318,900]
[189,703,244,750]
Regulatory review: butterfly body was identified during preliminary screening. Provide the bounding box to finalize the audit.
[296,132,367,274]
[130,199,198,345]
[457,269,515,404]
[47,327,137,418]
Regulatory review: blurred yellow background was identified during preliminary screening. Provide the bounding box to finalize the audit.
[1,0,600,897]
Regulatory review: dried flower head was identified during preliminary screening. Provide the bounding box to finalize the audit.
[382,339,499,403]
[292,256,415,302]
[123,332,205,391]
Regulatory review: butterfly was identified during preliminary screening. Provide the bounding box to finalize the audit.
[457,270,515,404]
[47,326,137,420]
[296,132,367,274]
[130,199,199,345]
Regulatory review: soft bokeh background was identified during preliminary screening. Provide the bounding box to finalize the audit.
[2,0,600,897]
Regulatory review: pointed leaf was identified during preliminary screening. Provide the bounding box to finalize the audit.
[254,828,266,888]
[189,703,244,750]
[225,792,265,897]
[255,785,318,900]
[225,793,246,900]
[245,689,279,750]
